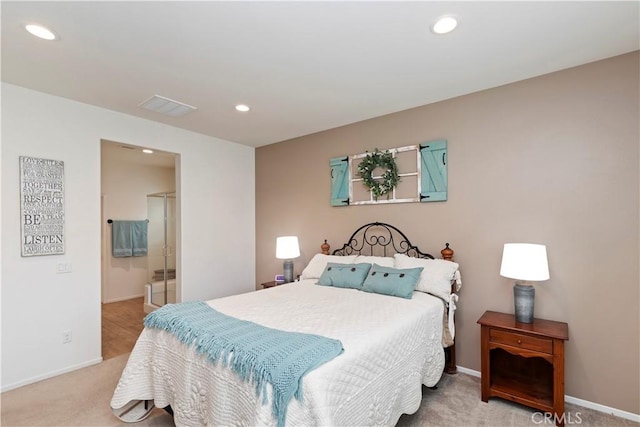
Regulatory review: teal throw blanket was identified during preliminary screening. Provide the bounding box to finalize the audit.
[144,301,344,427]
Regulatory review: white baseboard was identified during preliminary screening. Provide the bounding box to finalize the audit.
[1,357,103,393]
[103,293,145,304]
[455,365,481,378]
[453,365,640,423]
[564,395,640,423]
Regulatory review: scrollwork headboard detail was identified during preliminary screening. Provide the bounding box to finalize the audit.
[332,222,436,259]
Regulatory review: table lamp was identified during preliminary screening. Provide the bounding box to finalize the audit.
[499,243,549,323]
[276,236,300,283]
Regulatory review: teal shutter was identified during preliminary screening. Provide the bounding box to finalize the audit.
[330,156,349,206]
[420,140,448,202]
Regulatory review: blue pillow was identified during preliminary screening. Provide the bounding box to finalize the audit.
[317,263,372,289]
[361,264,424,299]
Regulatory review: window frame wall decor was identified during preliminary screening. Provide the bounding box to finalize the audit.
[351,145,421,205]
[19,156,65,256]
[329,140,448,207]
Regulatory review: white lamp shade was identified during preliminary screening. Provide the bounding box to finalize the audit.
[276,236,300,259]
[500,243,549,281]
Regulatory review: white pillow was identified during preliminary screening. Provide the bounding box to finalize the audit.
[393,253,459,301]
[354,255,395,268]
[300,254,357,279]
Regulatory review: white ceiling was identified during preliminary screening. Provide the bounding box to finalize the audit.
[2,1,638,148]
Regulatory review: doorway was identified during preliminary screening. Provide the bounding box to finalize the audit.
[100,140,178,359]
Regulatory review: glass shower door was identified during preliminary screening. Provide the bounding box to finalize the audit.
[147,192,176,306]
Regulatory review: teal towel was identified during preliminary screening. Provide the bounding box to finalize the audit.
[131,221,148,257]
[144,301,344,427]
[112,221,148,257]
[112,221,133,257]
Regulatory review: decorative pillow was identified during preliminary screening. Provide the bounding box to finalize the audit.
[317,263,372,289]
[361,264,423,299]
[300,254,357,279]
[354,255,395,268]
[393,253,459,301]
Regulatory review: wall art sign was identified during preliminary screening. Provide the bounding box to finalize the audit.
[20,156,65,256]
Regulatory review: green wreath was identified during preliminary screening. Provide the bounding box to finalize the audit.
[357,149,400,200]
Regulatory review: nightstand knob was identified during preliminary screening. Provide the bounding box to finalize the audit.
[517,339,522,345]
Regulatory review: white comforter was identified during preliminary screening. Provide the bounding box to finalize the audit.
[111,280,445,426]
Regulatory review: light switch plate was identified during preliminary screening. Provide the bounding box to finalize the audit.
[57,262,72,273]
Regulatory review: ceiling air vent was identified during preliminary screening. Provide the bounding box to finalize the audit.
[138,95,197,117]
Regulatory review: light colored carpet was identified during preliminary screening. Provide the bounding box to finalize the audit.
[397,373,638,427]
[1,354,173,427]
[1,354,636,426]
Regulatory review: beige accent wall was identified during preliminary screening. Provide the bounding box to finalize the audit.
[256,52,639,414]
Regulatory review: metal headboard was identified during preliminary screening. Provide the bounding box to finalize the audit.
[332,222,434,259]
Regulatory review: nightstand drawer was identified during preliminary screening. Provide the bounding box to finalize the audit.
[490,329,553,354]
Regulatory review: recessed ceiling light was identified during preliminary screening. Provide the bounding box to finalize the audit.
[235,104,250,112]
[25,24,57,40]
[431,16,458,35]
[142,149,154,154]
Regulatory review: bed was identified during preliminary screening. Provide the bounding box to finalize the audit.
[111,222,461,426]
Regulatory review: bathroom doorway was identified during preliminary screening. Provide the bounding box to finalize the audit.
[100,140,178,359]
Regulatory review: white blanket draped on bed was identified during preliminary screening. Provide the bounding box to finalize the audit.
[111,279,445,426]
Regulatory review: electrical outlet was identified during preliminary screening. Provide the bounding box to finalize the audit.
[62,329,72,344]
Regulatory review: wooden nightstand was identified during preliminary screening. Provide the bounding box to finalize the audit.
[261,281,283,289]
[478,311,569,426]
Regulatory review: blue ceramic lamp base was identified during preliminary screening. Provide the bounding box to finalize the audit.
[514,283,535,323]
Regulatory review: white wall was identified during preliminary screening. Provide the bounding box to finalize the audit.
[101,144,176,302]
[1,83,256,391]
